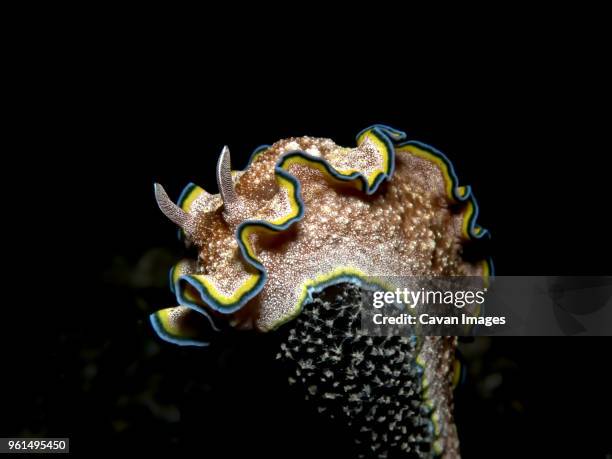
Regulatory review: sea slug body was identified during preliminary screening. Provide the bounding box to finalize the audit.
[150,125,492,458]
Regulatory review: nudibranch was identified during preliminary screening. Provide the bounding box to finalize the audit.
[151,125,492,458]
[151,125,491,344]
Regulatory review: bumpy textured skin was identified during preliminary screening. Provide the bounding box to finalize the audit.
[278,283,444,458]
[150,125,491,458]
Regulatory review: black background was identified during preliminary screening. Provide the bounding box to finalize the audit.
[3,19,611,458]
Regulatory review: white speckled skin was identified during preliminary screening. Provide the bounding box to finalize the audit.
[185,137,483,332]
